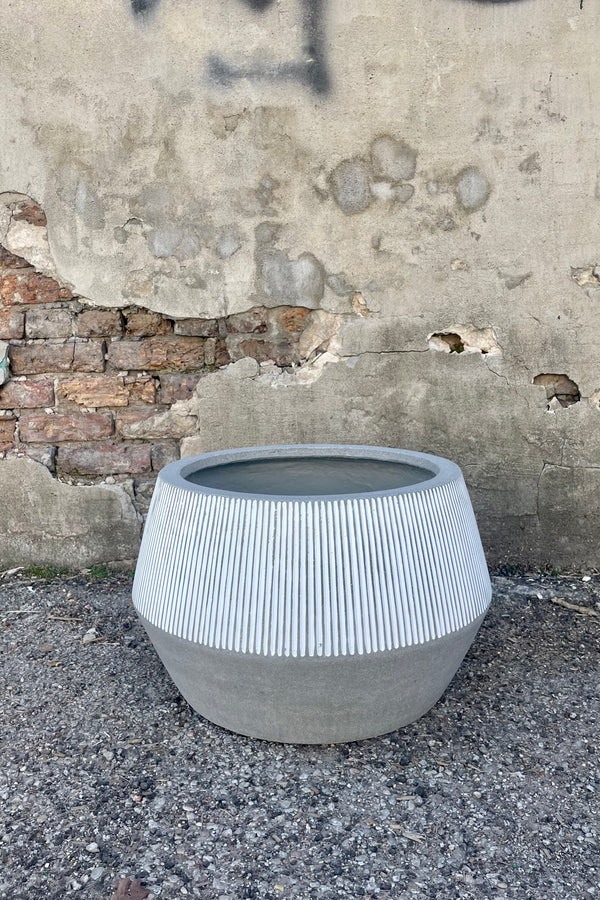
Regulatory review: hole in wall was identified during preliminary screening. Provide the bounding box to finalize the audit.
[430,332,465,353]
[533,374,581,411]
[428,326,501,356]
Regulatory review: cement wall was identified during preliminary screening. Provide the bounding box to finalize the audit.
[1,0,599,569]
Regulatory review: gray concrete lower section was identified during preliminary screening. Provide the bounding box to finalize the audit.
[0,458,142,571]
[140,613,487,744]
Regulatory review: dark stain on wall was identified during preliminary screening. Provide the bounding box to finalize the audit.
[131,0,329,94]
[131,0,330,94]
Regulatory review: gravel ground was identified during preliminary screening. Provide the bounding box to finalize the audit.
[0,570,598,900]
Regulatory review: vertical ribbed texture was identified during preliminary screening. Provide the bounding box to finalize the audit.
[133,475,491,657]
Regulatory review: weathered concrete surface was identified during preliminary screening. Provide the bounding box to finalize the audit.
[0,458,141,570]
[180,349,600,568]
[1,0,600,566]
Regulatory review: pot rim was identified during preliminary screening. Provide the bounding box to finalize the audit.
[158,444,462,502]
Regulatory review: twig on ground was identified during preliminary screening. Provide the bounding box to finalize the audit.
[549,597,600,618]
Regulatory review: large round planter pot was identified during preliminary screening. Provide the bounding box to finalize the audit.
[133,445,491,743]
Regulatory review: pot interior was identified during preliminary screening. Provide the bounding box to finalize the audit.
[184,455,435,496]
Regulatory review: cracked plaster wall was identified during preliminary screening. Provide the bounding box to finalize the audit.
[1,0,600,568]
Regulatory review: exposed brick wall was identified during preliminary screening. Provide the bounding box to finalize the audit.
[0,225,335,515]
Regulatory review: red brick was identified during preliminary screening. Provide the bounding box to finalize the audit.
[19,412,113,443]
[277,307,310,333]
[56,375,157,408]
[151,442,180,471]
[125,376,156,405]
[158,374,202,404]
[0,417,16,442]
[9,341,105,375]
[23,446,57,470]
[225,308,268,334]
[0,379,55,409]
[204,338,217,367]
[0,246,32,270]
[0,309,25,339]
[12,200,47,227]
[25,308,73,339]
[114,408,156,436]
[57,376,129,408]
[215,339,230,368]
[238,339,297,367]
[107,337,205,372]
[125,311,172,337]
[57,444,151,476]
[174,318,218,337]
[75,309,123,338]
[1,272,72,306]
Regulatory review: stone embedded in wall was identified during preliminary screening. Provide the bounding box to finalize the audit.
[173,318,218,337]
[116,405,197,441]
[225,308,269,334]
[9,341,106,375]
[0,416,16,442]
[0,247,30,271]
[125,311,173,337]
[23,445,56,471]
[56,376,155,408]
[0,379,55,409]
[0,310,25,340]
[75,310,123,338]
[57,444,152,476]
[114,408,156,438]
[19,412,114,443]
[150,442,180,471]
[25,308,73,339]
[158,374,203,404]
[106,337,207,372]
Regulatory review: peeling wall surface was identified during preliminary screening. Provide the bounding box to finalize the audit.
[1,0,600,568]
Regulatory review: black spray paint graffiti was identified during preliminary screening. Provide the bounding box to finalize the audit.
[132,0,329,94]
[132,0,535,94]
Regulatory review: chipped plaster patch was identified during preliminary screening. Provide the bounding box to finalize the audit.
[571,265,600,287]
[428,326,501,356]
[0,193,58,278]
[533,374,581,411]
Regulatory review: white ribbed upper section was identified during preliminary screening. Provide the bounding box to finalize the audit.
[133,476,490,657]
